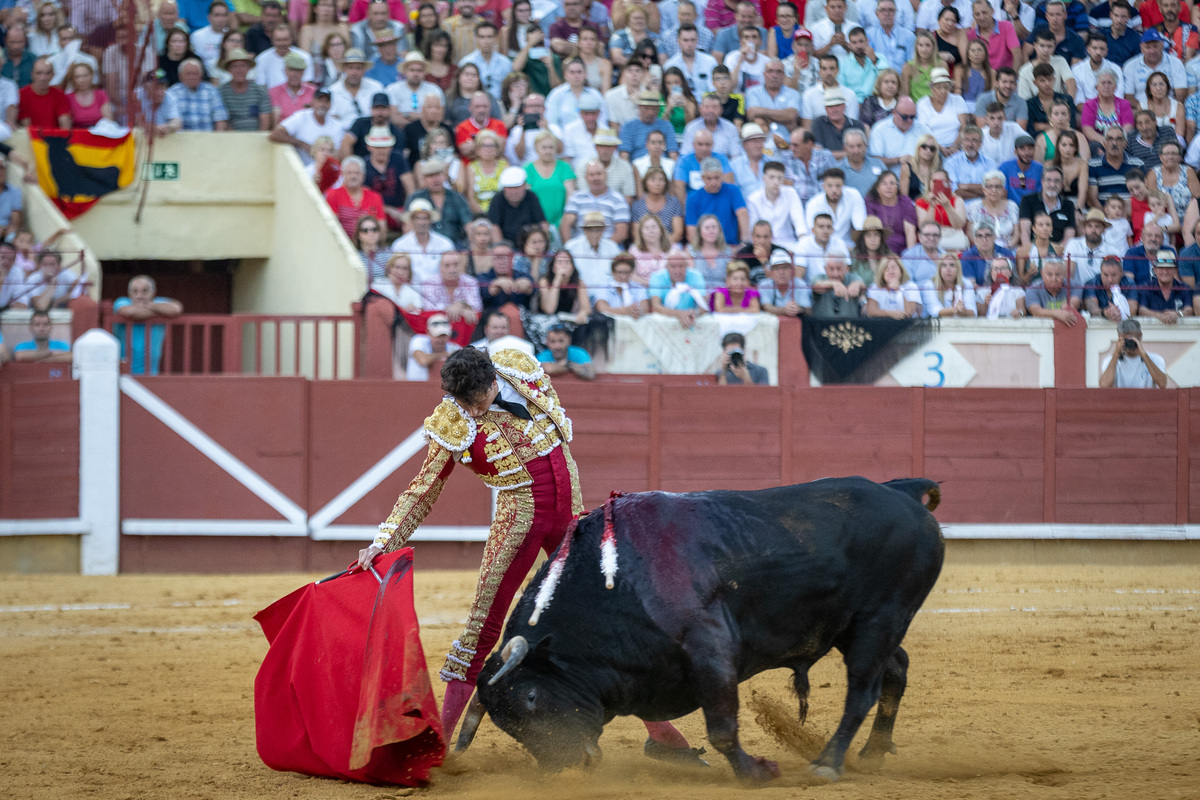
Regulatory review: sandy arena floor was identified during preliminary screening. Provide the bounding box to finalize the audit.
[2,563,1199,800]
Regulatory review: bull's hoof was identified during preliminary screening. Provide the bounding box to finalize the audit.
[644,738,710,768]
[809,764,842,783]
[856,740,897,772]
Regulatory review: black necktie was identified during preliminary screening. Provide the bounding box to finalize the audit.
[494,398,532,420]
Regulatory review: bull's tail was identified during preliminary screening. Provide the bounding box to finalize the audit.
[883,478,940,512]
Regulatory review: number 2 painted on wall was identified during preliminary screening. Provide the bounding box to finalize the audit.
[924,351,945,387]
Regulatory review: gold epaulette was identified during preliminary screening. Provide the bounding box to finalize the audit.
[491,348,545,383]
[423,397,476,452]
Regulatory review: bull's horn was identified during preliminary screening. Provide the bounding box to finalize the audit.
[486,635,529,686]
[454,691,486,752]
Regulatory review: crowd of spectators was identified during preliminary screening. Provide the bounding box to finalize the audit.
[6,0,1200,376]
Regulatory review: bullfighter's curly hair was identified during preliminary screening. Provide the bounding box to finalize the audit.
[441,347,496,402]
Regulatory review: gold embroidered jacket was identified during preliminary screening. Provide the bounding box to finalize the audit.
[374,349,584,550]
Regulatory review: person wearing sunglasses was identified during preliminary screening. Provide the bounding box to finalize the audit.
[866,97,932,177]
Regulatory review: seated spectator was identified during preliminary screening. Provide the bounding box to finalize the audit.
[1025,63,1077,135]
[901,220,944,285]
[1138,250,1194,324]
[866,256,921,318]
[746,161,806,248]
[255,23,314,90]
[812,256,864,317]
[660,67,699,136]
[681,93,742,161]
[504,94,561,169]
[566,211,623,289]
[915,169,969,251]
[388,52,445,126]
[369,253,424,312]
[812,88,866,160]
[961,221,1016,286]
[1064,208,1124,284]
[307,135,342,193]
[633,130,678,189]
[632,165,685,244]
[922,254,977,317]
[11,310,71,363]
[850,215,895,286]
[916,68,970,152]
[218,48,272,130]
[1123,222,1174,287]
[269,88,343,162]
[998,134,1043,206]
[863,170,918,256]
[859,68,903,129]
[460,129,508,214]
[1084,254,1138,321]
[3,28,36,88]
[477,239,535,336]
[1080,67,1132,154]
[594,253,651,318]
[418,251,482,337]
[603,57,644,129]
[712,260,762,313]
[1018,165,1076,247]
[629,215,672,286]
[899,133,943,201]
[18,57,70,127]
[715,331,769,385]
[528,250,593,348]
[137,70,183,137]
[65,64,112,127]
[805,167,867,251]
[407,159,472,247]
[537,323,596,380]
[980,100,1027,165]
[325,155,384,238]
[837,130,885,199]
[688,213,736,287]
[471,311,511,350]
[406,312,460,380]
[794,212,852,279]
[522,132,576,234]
[1018,29,1076,101]
[1125,110,1173,170]
[1025,259,1083,324]
[729,123,769,198]
[513,224,551,282]
[621,89,680,161]
[758,251,812,317]
[1017,212,1063,286]
[649,248,709,327]
[1088,126,1142,207]
[686,157,749,248]
[978,256,1027,318]
[399,95,451,164]
[585,128,637,202]
[487,166,546,247]
[391,198,455,282]
[561,160,632,244]
[458,20,514,99]
[14,250,84,311]
[161,27,207,87]
[423,31,459,97]
[1103,194,1133,255]
[455,91,508,161]
[735,221,790,284]
[1100,318,1168,388]
[464,216,498,275]
[113,275,184,375]
[353,215,389,284]
[268,52,316,123]
[673,128,734,202]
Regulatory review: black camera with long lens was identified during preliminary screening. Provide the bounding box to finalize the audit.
[730,350,745,368]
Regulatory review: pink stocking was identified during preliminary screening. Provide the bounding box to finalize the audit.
[441,679,475,742]
[643,720,690,749]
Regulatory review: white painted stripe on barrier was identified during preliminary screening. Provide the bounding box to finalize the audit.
[941,524,1200,540]
[120,519,308,537]
[307,428,428,530]
[119,377,307,526]
[0,518,90,536]
[311,524,492,542]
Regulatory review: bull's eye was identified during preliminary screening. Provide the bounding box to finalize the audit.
[525,688,537,711]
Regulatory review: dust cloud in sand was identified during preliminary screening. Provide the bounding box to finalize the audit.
[2,564,1199,800]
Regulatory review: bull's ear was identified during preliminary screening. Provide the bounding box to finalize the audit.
[527,635,555,671]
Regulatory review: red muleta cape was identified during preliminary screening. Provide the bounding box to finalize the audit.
[253,549,444,785]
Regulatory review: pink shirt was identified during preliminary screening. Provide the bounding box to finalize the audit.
[968,21,1020,71]
[269,83,317,123]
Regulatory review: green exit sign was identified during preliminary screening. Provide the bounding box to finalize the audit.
[145,162,180,181]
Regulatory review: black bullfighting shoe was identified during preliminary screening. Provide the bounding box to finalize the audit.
[643,737,710,767]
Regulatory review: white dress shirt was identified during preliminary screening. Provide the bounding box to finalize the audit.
[747,186,808,245]
[254,47,314,89]
[328,76,386,125]
[805,187,868,250]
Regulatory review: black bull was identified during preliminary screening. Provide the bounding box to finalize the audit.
[457,477,945,783]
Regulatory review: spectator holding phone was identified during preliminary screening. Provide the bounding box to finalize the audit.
[915,169,969,251]
[1100,318,1168,388]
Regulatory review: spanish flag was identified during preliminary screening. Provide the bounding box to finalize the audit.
[30,128,136,219]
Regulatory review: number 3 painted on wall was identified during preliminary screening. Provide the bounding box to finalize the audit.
[924,351,945,387]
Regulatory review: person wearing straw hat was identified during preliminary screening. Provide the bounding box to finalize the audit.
[915,66,970,154]
[488,166,547,245]
[1063,208,1121,284]
[217,47,271,130]
[363,125,415,229]
[619,89,680,162]
[811,87,867,160]
[582,127,637,201]
[349,0,404,61]
[565,211,623,289]
[268,51,316,123]
[254,23,313,88]
[1137,249,1194,324]
[392,198,455,283]
[365,29,404,87]
[327,47,385,124]
[849,215,894,285]
[385,51,446,125]
[730,122,770,196]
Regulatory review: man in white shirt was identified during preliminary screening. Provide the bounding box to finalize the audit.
[254,24,313,89]
[457,21,513,98]
[915,0,974,31]
[1072,32,1124,104]
[804,168,867,250]
[793,213,852,279]
[1018,28,1077,99]
[190,1,230,74]
[810,0,852,58]
[980,99,1027,164]
[392,199,456,283]
[1062,208,1122,284]
[561,95,603,167]
[1099,319,1168,388]
[506,93,564,166]
[747,160,807,247]
[268,89,345,165]
[565,212,623,293]
[1123,29,1189,106]
[328,49,385,125]
[386,52,445,126]
[663,24,719,94]
[545,59,609,128]
[406,314,461,381]
[593,253,651,317]
[868,98,931,175]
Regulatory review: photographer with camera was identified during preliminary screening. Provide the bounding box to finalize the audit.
[716,332,769,385]
[1099,319,1168,389]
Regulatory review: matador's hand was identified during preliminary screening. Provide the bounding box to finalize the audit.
[357,543,384,571]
